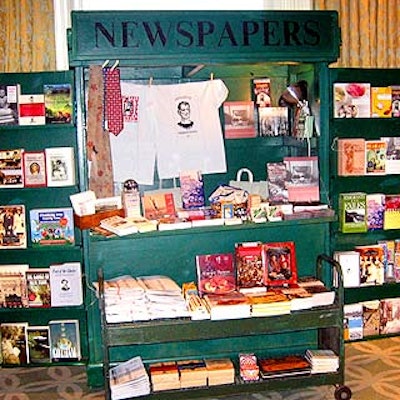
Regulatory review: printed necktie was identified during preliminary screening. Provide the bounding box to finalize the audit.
[104,67,124,135]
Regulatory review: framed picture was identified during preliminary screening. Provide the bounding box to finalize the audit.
[263,241,297,287]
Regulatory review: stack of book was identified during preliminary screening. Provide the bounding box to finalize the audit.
[281,286,314,311]
[204,358,235,386]
[239,353,259,381]
[297,277,335,307]
[258,354,311,379]
[247,291,291,317]
[148,361,181,392]
[186,293,210,320]
[177,359,208,389]
[203,291,251,320]
[305,349,339,374]
[109,356,151,400]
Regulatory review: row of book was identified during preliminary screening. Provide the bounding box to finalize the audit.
[0,263,83,308]
[339,192,400,233]
[0,319,81,366]
[344,298,400,340]
[0,83,72,126]
[333,83,400,118]
[0,147,75,189]
[337,137,400,176]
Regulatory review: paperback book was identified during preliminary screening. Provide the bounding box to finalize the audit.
[381,136,400,174]
[333,250,360,288]
[0,148,24,188]
[371,86,392,118]
[361,300,380,337]
[45,147,75,187]
[337,138,366,176]
[22,150,47,187]
[0,84,19,125]
[0,264,29,307]
[0,205,27,249]
[253,78,271,108]
[49,319,81,362]
[26,268,51,307]
[366,193,385,231]
[258,107,289,137]
[30,207,75,247]
[179,170,205,209]
[355,244,385,286]
[18,93,45,125]
[0,322,29,365]
[343,303,363,341]
[27,325,51,363]
[266,162,289,203]
[333,82,371,118]
[338,192,367,233]
[383,194,400,230]
[223,101,256,139]
[258,355,311,379]
[44,83,73,124]
[380,298,400,335]
[365,140,386,175]
[142,192,176,220]
[391,85,400,117]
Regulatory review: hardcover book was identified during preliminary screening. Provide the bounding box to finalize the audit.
[30,207,75,247]
[258,107,289,137]
[371,86,392,118]
[0,264,29,307]
[0,322,29,365]
[383,194,400,230]
[391,85,400,117]
[49,319,81,362]
[0,148,24,188]
[18,93,46,125]
[266,162,289,203]
[333,82,371,118]
[142,192,176,220]
[258,355,311,379]
[26,268,51,308]
[337,138,366,176]
[366,193,385,231]
[355,244,385,286]
[338,192,367,233]
[263,241,297,287]
[196,253,236,296]
[45,147,75,187]
[0,84,19,125]
[0,205,27,249]
[179,170,205,209]
[44,83,73,124]
[381,136,400,174]
[223,101,256,139]
[27,325,51,363]
[22,150,47,187]
[365,140,386,175]
[49,262,83,307]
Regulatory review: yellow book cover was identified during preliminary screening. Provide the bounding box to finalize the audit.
[371,86,392,118]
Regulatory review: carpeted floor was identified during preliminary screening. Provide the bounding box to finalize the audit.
[1,337,400,399]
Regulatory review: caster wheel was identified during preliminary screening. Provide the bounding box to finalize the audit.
[334,385,352,400]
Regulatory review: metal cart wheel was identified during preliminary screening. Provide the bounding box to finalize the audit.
[334,385,352,400]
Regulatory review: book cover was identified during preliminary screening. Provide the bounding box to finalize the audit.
[253,78,271,108]
[0,84,19,125]
[284,156,320,203]
[27,325,51,363]
[22,150,47,187]
[366,193,385,231]
[49,262,83,307]
[343,303,363,341]
[235,241,265,292]
[30,207,75,247]
[1,322,29,365]
[337,138,366,176]
[378,239,396,282]
[361,300,380,337]
[0,264,29,308]
[100,215,139,236]
[333,82,371,118]
[196,253,236,296]
[223,101,256,139]
[380,298,400,335]
[263,241,297,287]
[391,85,400,117]
[381,136,400,174]
[338,192,367,233]
[258,355,310,377]
[44,83,73,124]
[365,140,386,175]
[258,107,289,137]
[49,319,81,362]
[355,244,385,286]
[333,250,360,288]
[266,162,289,203]
[371,86,392,118]
[0,148,24,188]
[26,268,51,308]
[383,194,400,230]
[142,192,176,220]
[179,170,205,209]
[0,205,27,249]
[45,147,75,187]
[18,93,46,125]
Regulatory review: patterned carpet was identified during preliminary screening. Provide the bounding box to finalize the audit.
[1,337,400,399]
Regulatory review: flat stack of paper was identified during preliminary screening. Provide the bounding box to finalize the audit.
[305,349,339,374]
[109,356,150,399]
[137,276,190,320]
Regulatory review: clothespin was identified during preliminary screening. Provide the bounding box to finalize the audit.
[110,60,120,71]
[210,73,214,80]
[102,59,110,69]
[149,76,153,86]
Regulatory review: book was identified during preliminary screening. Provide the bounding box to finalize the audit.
[149,361,180,391]
[338,192,367,233]
[391,85,400,117]
[284,156,320,203]
[0,205,27,249]
[0,264,29,307]
[343,303,363,341]
[333,250,360,288]
[100,215,139,236]
[157,217,192,231]
[333,82,371,118]
[0,148,24,188]
[223,101,256,139]
[0,84,19,125]
[203,291,251,320]
[263,241,297,287]
[142,192,176,220]
[30,207,75,247]
[44,83,73,124]
[22,150,47,187]
[258,355,311,379]
[355,244,385,286]
[204,358,235,386]
[253,78,271,108]
[18,93,46,125]
[258,107,289,137]
[337,138,366,176]
[380,298,400,335]
[49,319,81,362]
[383,194,400,230]
[361,300,380,337]
[26,268,51,307]
[366,193,385,231]
[239,353,259,382]
[266,162,289,203]
[27,325,51,363]
[0,322,29,365]
[365,140,386,175]
[179,170,205,209]
[45,147,76,187]
[381,136,400,174]
[378,239,396,282]
[371,86,392,118]
[49,262,83,307]
[195,253,236,296]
